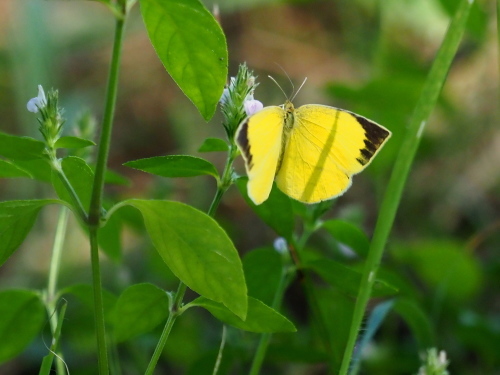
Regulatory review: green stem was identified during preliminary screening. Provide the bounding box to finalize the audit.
[44,206,69,375]
[88,13,126,227]
[90,228,110,375]
[86,8,126,375]
[208,144,238,216]
[339,2,473,374]
[144,282,187,375]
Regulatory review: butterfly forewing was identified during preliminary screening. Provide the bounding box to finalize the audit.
[236,106,286,204]
[275,104,390,203]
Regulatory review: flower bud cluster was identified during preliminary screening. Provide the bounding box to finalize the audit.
[219,63,262,141]
[27,85,65,148]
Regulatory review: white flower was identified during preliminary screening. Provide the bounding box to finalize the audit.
[27,85,47,113]
[273,237,288,254]
[244,99,263,116]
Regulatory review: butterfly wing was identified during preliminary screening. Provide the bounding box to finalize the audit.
[235,106,285,205]
[276,104,391,203]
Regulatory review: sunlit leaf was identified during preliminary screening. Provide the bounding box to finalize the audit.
[140,0,228,120]
[123,199,247,319]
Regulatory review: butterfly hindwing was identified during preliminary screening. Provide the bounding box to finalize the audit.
[236,106,285,204]
[275,104,390,203]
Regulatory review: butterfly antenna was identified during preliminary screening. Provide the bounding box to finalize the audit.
[268,75,289,100]
[290,77,307,102]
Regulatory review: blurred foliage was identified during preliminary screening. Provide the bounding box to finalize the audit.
[0,0,498,374]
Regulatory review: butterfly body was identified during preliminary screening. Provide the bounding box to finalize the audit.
[236,100,391,205]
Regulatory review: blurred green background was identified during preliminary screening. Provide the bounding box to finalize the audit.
[0,0,498,374]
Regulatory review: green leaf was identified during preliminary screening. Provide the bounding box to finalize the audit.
[198,137,229,153]
[190,296,295,333]
[140,0,228,120]
[54,136,96,149]
[236,177,294,240]
[243,247,282,306]
[124,155,219,179]
[0,289,45,363]
[0,200,57,266]
[112,283,170,342]
[104,168,130,186]
[11,159,52,182]
[0,160,32,179]
[99,212,122,262]
[123,199,247,319]
[60,284,117,323]
[52,156,94,211]
[322,219,370,257]
[0,131,45,160]
[305,258,398,298]
[393,298,435,349]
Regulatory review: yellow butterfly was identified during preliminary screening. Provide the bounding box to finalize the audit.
[235,100,391,205]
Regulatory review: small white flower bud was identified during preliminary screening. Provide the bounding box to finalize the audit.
[27,85,47,113]
[244,99,263,116]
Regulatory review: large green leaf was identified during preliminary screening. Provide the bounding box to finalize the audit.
[190,296,295,333]
[140,0,228,120]
[52,156,94,211]
[0,289,45,363]
[124,155,219,179]
[123,199,247,319]
[0,131,45,160]
[112,283,170,342]
[0,200,57,266]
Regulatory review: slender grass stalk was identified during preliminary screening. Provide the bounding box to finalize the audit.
[339,1,474,374]
[87,6,127,374]
[39,301,68,375]
[145,145,238,375]
[212,325,227,375]
[43,206,69,375]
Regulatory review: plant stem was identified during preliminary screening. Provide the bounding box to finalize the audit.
[90,227,110,375]
[44,206,69,375]
[144,282,187,375]
[88,13,126,227]
[208,144,238,216]
[338,2,473,374]
[212,325,227,375]
[85,6,126,374]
